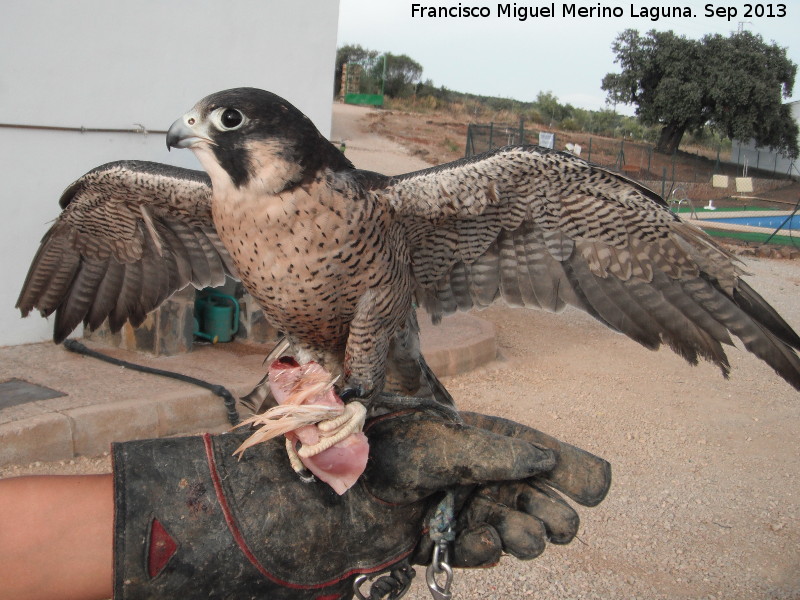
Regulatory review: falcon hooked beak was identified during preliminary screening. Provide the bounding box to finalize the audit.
[166,105,242,150]
[165,113,212,150]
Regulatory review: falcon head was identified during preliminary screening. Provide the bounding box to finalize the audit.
[167,88,352,194]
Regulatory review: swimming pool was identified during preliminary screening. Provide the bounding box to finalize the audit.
[704,214,800,231]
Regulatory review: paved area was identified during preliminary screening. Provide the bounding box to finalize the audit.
[0,312,495,467]
[0,103,497,467]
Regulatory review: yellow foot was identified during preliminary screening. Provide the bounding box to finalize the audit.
[297,401,367,458]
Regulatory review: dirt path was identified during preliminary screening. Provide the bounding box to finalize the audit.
[3,106,799,599]
[331,102,432,174]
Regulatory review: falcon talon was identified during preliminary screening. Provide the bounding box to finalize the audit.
[374,394,462,423]
[295,468,316,484]
[287,441,316,483]
[339,385,366,402]
[353,564,415,600]
[234,360,370,494]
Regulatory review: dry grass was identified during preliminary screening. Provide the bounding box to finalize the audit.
[367,102,798,211]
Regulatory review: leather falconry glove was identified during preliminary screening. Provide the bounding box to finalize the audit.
[112,406,610,600]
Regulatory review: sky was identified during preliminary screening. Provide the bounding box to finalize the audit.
[337,0,799,113]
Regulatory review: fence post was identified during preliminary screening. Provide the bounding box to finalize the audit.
[671,151,676,183]
[737,143,742,173]
[661,167,667,199]
[519,117,525,145]
[587,137,592,162]
[489,122,494,149]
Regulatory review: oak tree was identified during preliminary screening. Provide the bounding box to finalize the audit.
[602,29,798,156]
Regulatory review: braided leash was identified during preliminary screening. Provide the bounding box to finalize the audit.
[425,491,455,600]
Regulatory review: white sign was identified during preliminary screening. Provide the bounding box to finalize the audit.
[539,132,555,149]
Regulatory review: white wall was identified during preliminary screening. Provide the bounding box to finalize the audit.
[0,0,340,346]
[731,101,800,177]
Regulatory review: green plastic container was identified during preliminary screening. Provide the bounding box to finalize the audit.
[195,291,239,343]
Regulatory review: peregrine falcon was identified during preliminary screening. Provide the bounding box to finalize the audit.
[17,87,800,407]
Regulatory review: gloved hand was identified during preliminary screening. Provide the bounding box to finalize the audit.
[112,406,610,600]
[361,410,610,598]
[448,412,610,566]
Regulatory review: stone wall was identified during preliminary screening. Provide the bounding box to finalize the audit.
[86,285,279,356]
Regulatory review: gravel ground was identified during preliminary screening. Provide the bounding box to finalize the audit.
[3,256,798,599]
[403,255,800,600]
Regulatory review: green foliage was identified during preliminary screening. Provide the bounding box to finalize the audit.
[603,29,798,156]
[534,91,575,125]
[335,44,380,96]
[336,46,423,99]
[383,53,423,98]
[559,117,580,132]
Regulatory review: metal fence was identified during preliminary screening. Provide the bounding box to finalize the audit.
[465,121,800,247]
[466,122,664,171]
[465,121,797,180]
[465,122,527,156]
[732,139,799,178]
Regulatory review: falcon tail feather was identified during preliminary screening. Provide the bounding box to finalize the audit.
[732,279,800,350]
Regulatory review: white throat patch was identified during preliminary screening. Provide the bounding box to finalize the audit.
[190,144,237,197]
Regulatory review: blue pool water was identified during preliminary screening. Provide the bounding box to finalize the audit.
[706,214,800,230]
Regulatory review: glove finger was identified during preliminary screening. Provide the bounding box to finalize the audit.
[452,524,503,568]
[365,414,556,503]
[461,495,547,560]
[487,481,580,544]
[460,412,611,507]
[413,513,505,568]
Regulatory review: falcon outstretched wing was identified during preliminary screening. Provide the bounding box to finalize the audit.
[17,160,235,343]
[383,145,800,390]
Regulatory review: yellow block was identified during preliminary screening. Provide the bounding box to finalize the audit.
[735,177,754,193]
[711,175,729,188]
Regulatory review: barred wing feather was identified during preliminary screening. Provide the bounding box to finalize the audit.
[384,145,800,390]
[16,161,235,343]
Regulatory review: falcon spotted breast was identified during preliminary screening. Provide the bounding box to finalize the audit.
[17,87,800,407]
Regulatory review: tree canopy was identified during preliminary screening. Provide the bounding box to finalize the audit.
[602,29,798,156]
[383,53,423,98]
[335,45,423,99]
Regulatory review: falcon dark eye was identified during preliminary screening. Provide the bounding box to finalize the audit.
[220,108,243,129]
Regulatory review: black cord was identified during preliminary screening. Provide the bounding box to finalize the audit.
[63,340,240,425]
[763,196,800,247]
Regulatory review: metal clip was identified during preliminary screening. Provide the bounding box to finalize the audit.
[353,574,371,600]
[425,541,453,600]
[353,569,413,600]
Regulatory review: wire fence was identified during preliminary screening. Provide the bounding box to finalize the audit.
[466,122,797,179]
[341,56,386,106]
[465,121,800,247]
